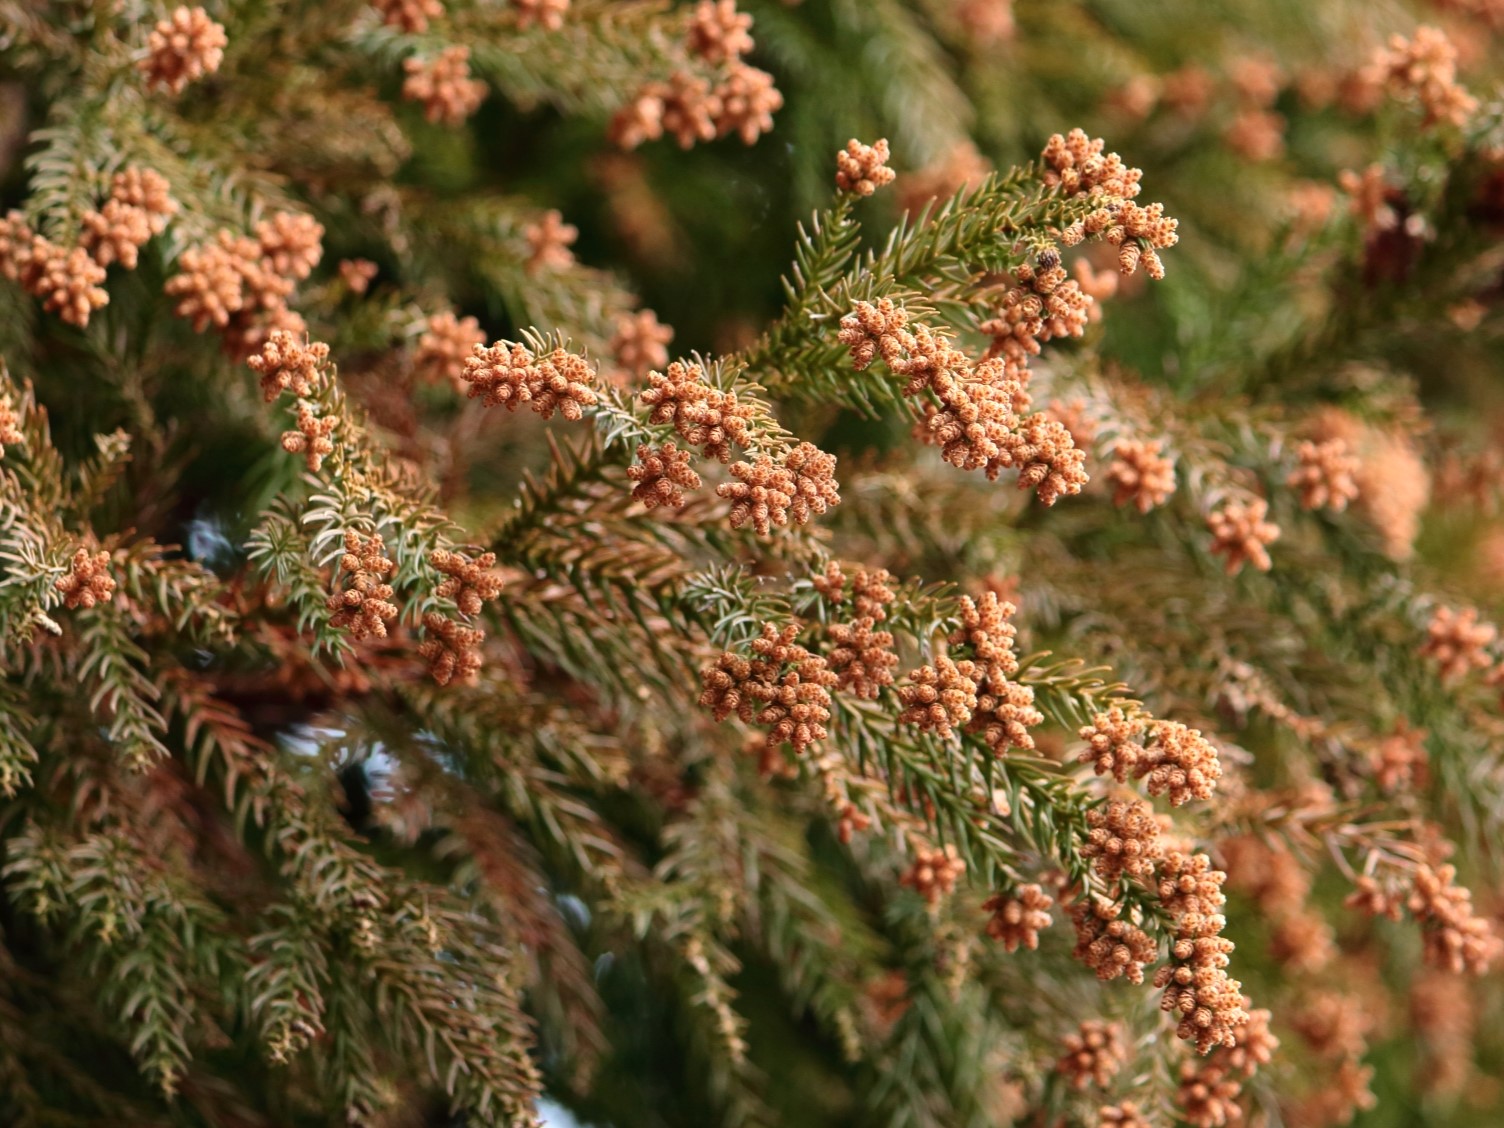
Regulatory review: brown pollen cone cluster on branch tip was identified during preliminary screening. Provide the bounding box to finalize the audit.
[897,654,979,738]
[900,842,966,906]
[1106,438,1176,513]
[835,138,896,196]
[718,442,840,535]
[979,259,1096,369]
[326,532,399,640]
[1420,605,1496,681]
[640,360,754,462]
[523,210,577,274]
[280,404,338,472]
[610,309,674,377]
[1081,796,1162,884]
[627,442,702,509]
[373,0,444,34]
[139,5,227,94]
[414,312,486,389]
[698,622,837,756]
[429,548,504,616]
[1153,850,1246,1055]
[1054,1019,1126,1090]
[461,340,598,420]
[1368,25,1477,128]
[512,0,570,32]
[686,0,753,64]
[1206,496,1280,574]
[417,611,485,686]
[1045,130,1179,278]
[402,46,486,126]
[948,591,1042,753]
[982,883,1054,951]
[0,393,23,457]
[1070,896,1156,984]
[54,548,116,610]
[1288,437,1359,511]
[836,298,1088,504]
[1407,863,1503,974]
[248,329,329,401]
[824,615,897,699]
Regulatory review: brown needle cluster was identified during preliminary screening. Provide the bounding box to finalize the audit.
[1206,497,1280,575]
[1082,797,1162,884]
[1407,863,1502,975]
[54,548,116,610]
[983,883,1054,951]
[1367,26,1477,128]
[1419,605,1496,681]
[900,843,966,906]
[248,330,330,401]
[414,312,486,389]
[699,622,838,755]
[610,309,674,377]
[402,46,486,126]
[430,548,504,616]
[1288,438,1359,511]
[418,612,486,685]
[327,533,399,640]
[373,0,444,34]
[835,138,896,197]
[627,443,702,509]
[140,6,227,94]
[641,360,754,462]
[523,210,577,274]
[1055,1020,1127,1090]
[836,299,1087,503]
[280,404,338,472]
[1071,897,1157,984]
[1106,438,1176,513]
[462,340,598,420]
[686,0,753,64]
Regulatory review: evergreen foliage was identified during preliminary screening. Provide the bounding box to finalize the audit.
[2,2,1504,1127]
